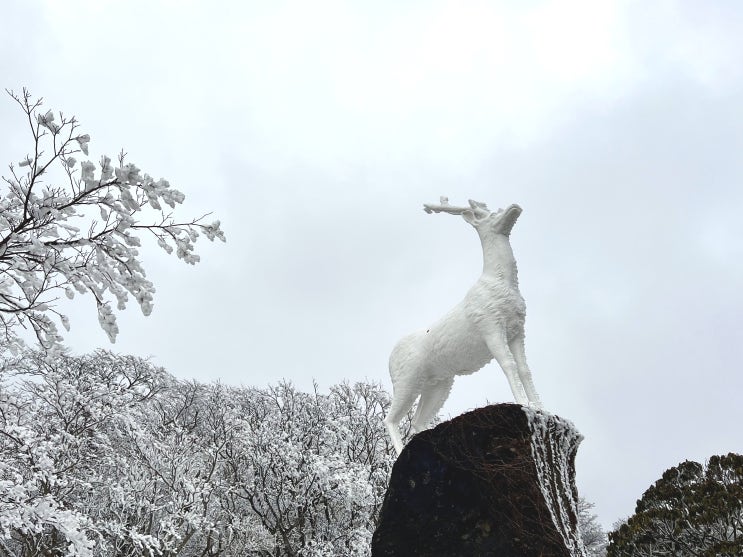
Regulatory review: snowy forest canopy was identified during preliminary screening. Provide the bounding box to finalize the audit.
[0,350,402,556]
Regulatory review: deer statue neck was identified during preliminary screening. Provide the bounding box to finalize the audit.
[477,230,519,285]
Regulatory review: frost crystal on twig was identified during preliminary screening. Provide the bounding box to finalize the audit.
[0,88,226,353]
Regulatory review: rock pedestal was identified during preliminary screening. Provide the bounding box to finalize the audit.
[372,404,585,557]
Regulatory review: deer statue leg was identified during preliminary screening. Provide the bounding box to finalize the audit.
[411,378,454,434]
[509,335,542,409]
[485,332,529,406]
[384,374,422,455]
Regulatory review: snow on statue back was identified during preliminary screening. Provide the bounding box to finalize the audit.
[384,198,542,455]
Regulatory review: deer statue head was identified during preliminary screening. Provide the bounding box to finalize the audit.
[424,197,522,237]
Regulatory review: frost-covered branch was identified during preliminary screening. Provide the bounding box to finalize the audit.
[0,88,226,353]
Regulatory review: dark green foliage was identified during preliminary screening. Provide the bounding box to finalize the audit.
[608,453,743,557]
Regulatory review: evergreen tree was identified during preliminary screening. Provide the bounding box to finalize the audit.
[608,453,743,556]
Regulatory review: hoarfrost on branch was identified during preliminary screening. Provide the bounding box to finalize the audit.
[0,88,225,354]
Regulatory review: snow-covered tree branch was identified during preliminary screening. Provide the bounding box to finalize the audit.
[577,497,608,557]
[0,88,225,353]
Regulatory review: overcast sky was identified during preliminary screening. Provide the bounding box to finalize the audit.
[3,0,743,530]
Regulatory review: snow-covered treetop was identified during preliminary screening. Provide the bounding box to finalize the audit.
[0,88,225,353]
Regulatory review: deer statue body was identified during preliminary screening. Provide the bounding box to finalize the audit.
[384,198,542,455]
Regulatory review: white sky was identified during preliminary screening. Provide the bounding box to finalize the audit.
[3,0,743,529]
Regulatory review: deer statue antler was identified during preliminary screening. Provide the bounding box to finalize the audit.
[423,197,491,218]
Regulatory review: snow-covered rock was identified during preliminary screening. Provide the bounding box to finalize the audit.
[372,403,586,557]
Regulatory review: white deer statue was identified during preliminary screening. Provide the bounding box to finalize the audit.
[384,198,542,455]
